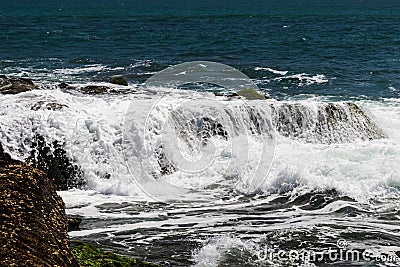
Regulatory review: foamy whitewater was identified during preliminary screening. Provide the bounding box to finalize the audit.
[0,80,399,265]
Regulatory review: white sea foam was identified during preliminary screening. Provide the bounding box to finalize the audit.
[254,67,288,75]
[272,73,329,86]
[0,87,399,205]
[53,64,107,75]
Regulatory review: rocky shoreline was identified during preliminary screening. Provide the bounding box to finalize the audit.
[0,143,79,266]
[0,142,160,266]
[0,73,158,267]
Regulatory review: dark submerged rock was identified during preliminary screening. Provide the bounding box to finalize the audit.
[26,134,85,190]
[0,143,12,162]
[58,82,75,90]
[0,75,38,94]
[67,216,83,232]
[59,83,118,95]
[0,143,79,266]
[110,76,128,86]
[31,100,68,111]
[80,85,111,95]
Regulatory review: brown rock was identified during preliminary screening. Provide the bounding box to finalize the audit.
[0,75,38,94]
[31,101,68,111]
[0,143,79,266]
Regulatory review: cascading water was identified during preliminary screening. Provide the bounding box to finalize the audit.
[0,85,399,266]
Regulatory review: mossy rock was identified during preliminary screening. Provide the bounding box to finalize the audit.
[67,216,82,232]
[71,241,160,267]
[110,76,128,86]
[236,88,268,100]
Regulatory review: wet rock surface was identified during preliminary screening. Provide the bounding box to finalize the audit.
[31,100,68,111]
[26,134,85,190]
[0,143,79,266]
[0,75,38,94]
[271,102,386,144]
[110,76,128,86]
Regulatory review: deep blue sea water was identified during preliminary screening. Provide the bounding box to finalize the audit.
[1,0,399,99]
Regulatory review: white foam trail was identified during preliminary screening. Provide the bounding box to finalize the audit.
[254,67,288,75]
[54,64,107,75]
[272,73,329,86]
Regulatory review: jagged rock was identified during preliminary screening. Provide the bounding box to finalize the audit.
[26,134,85,190]
[31,100,68,111]
[60,83,115,95]
[79,85,111,95]
[0,143,11,161]
[155,117,228,176]
[155,145,176,176]
[0,75,38,94]
[270,102,386,144]
[110,76,128,86]
[58,82,75,90]
[190,117,228,144]
[0,143,79,266]
[59,82,134,95]
[68,216,82,232]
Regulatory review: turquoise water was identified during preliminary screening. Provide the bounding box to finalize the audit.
[1,0,399,99]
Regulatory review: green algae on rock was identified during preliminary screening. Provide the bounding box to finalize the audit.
[236,88,268,100]
[68,216,83,232]
[71,241,160,267]
[110,76,128,86]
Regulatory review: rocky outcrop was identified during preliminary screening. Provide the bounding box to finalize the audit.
[0,75,38,94]
[0,143,79,266]
[58,83,121,95]
[31,100,68,111]
[110,76,128,86]
[26,134,85,190]
[270,102,386,144]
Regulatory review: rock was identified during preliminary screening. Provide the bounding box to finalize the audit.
[68,216,83,232]
[58,82,133,95]
[26,134,85,190]
[58,83,111,95]
[270,102,386,144]
[67,84,115,95]
[71,241,160,267]
[0,143,79,266]
[0,143,12,162]
[236,88,268,100]
[79,85,111,95]
[110,76,128,86]
[31,100,68,111]
[0,75,38,94]
[58,82,74,90]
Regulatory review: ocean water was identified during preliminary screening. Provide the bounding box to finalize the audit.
[1,0,400,266]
